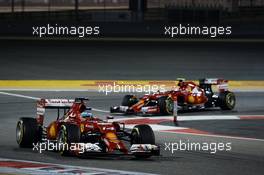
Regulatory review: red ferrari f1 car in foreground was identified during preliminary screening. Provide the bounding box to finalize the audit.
[110,78,236,115]
[16,98,160,158]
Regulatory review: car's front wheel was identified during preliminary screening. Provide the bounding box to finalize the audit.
[131,124,155,159]
[157,96,174,115]
[57,124,80,156]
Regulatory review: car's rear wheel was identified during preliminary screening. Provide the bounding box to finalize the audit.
[16,117,40,148]
[57,124,80,156]
[157,96,173,115]
[131,124,155,159]
[218,91,236,110]
[121,95,138,107]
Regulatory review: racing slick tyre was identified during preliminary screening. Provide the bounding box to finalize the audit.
[121,95,138,107]
[16,117,40,148]
[157,96,173,115]
[218,91,236,110]
[57,124,80,156]
[131,124,155,159]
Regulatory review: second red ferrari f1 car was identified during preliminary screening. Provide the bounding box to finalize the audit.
[16,98,160,158]
[110,78,236,115]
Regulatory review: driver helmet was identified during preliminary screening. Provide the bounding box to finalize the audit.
[81,110,93,118]
[178,80,185,87]
[177,78,186,87]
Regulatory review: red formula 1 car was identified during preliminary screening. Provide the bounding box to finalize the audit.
[110,78,236,115]
[16,98,159,158]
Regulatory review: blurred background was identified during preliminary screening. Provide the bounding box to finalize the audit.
[0,0,263,37]
[0,0,263,12]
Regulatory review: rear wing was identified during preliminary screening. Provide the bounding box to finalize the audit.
[37,99,74,109]
[36,98,90,124]
[199,78,229,92]
[199,78,228,85]
[37,98,89,109]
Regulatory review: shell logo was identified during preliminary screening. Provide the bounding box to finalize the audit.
[106,132,119,143]
[49,123,56,139]
[188,95,195,104]
[80,124,84,133]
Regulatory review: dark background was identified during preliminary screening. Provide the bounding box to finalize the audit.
[0,0,264,38]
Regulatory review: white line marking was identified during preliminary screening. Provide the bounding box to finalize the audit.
[92,108,109,113]
[110,116,174,121]
[0,91,40,100]
[0,91,109,113]
[178,115,240,121]
[125,124,188,131]
[0,88,98,92]
[110,115,240,122]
